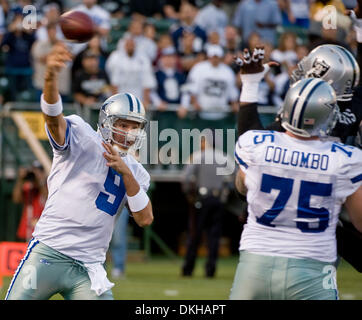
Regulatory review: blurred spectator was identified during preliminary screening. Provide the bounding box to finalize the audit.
[32,22,71,101]
[272,43,309,108]
[155,33,174,65]
[223,25,241,54]
[0,10,35,101]
[270,31,298,66]
[71,0,111,54]
[310,0,351,33]
[144,22,157,42]
[272,43,310,107]
[178,31,206,75]
[222,25,242,72]
[278,0,310,28]
[151,46,186,110]
[206,30,221,47]
[129,0,163,18]
[12,161,47,242]
[163,0,196,21]
[106,36,156,107]
[308,21,351,50]
[74,0,111,38]
[178,45,238,121]
[194,0,228,41]
[157,33,174,51]
[181,135,232,278]
[0,0,10,42]
[163,0,180,21]
[252,42,277,106]
[103,1,125,18]
[122,18,158,63]
[220,0,240,20]
[244,31,262,51]
[34,0,64,12]
[204,30,222,55]
[73,50,115,107]
[346,28,357,56]
[233,0,282,47]
[295,43,309,61]
[170,2,207,54]
[72,34,108,78]
[35,2,64,41]
[310,0,345,19]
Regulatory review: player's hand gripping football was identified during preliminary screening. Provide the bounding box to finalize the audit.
[102,142,133,176]
[235,46,279,76]
[45,42,73,77]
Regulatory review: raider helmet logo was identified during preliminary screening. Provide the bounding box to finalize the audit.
[307,59,330,78]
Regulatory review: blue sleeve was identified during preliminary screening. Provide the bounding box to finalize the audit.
[45,119,71,152]
[232,3,243,29]
[235,130,256,171]
[0,32,12,47]
[195,26,207,43]
[170,27,182,51]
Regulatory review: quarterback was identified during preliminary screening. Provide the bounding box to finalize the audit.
[5,43,153,300]
[230,78,362,299]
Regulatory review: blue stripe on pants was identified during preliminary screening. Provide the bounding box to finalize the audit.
[5,238,39,300]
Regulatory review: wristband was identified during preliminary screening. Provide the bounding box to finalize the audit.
[127,188,149,212]
[41,94,63,116]
[239,64,270,103]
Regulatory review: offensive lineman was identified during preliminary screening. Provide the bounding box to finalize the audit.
[235,7,362,271]
[230,78,362,299]
[5,43,153,300]
[236,3,362,143]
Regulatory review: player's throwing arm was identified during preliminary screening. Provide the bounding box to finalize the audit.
[41,43,72,146]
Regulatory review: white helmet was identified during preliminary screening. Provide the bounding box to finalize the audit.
[281,78,339,138]
[291,44,360,101]
[98,93,147,156]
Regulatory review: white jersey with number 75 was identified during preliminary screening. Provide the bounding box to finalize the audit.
[235,130,362,262]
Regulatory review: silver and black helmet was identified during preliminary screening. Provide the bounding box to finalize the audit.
[291,44,360,101]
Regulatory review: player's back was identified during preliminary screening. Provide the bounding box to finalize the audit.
[235,130,362,263]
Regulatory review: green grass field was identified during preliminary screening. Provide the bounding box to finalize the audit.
[1,256,361,300]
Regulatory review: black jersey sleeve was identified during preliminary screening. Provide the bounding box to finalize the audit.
[237,103,284,137]
[356,42,362,86]
[237,103,264,136]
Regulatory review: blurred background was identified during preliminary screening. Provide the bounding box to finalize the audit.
[0,0,361,299]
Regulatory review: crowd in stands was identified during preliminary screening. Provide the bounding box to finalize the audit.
[0,0,358,114]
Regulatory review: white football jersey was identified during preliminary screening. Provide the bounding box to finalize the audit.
[33,115,150,263]
[235,130,362,262]
[105,50,156,101]
[186,61,238,120]
[74,4,111,30]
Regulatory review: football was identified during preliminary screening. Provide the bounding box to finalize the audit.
[59,10,95,43]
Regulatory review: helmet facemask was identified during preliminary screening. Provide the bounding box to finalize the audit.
[290,45,360,102]
[98,92,148,157]
[110,119,146,152]
[99,112,147,157]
